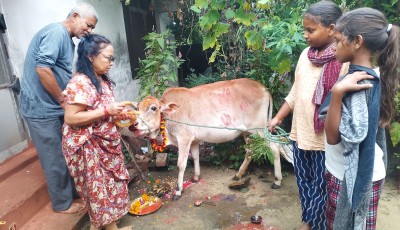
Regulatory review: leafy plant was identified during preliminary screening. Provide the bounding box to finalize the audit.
[169,0,203,46]
[186,0,307,111]
[228,151,245,169]
[390,122,400,147]
[191,0,307,63]
[390,91,400,171]
[136,30,184,99]
[337,0,400,25]
[209,137,246,169]
[245,134,275,165]
[185,68,232,87]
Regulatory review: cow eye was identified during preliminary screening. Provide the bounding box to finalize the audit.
[151,106,157,111]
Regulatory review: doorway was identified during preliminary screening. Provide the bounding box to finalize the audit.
[122,0,157,79]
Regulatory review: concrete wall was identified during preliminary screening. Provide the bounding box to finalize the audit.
[0,0,138,102]
[0,0,138,162]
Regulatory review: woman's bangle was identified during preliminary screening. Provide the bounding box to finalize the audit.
[103,106,109,117]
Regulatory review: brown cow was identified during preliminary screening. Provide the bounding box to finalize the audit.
[129,78,287,199]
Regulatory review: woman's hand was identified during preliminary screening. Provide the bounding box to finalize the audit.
[104,102,126,117]
[113,106,140,128]
[332,71,374,95]
[114,111,130,120]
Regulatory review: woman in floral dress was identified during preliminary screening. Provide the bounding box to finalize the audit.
[62,34,131,230]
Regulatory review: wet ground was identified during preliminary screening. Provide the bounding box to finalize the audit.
[80,160,400,230]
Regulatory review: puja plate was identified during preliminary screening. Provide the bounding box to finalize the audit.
[129,196,162,216]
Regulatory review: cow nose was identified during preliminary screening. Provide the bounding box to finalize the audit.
[128,122,139,132]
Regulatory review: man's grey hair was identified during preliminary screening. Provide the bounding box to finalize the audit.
[67,2,98,21]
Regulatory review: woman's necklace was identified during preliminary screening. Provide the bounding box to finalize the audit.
[150,113,167,152]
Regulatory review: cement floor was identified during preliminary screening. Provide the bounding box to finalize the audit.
[80,161,400,230]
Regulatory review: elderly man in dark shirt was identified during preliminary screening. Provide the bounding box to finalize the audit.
[20,2,98,214]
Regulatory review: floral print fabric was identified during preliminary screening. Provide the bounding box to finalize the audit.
[62,73,129,227]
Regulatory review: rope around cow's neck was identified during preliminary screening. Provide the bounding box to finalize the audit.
[161,117,291,144]
[133,115,290,145]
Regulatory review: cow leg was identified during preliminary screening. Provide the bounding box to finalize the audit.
[234,135,253,181]
[174,141,191,200]
[269,142,282,189]
[190,142,200,182]
[234,150,252,181]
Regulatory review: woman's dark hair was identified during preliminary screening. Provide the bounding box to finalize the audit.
[304,0,342,27]
[76,33,114,94]
[336,7,400,127]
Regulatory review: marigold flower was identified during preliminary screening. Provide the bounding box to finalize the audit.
[142,193,149,201]
[150,113,167,152]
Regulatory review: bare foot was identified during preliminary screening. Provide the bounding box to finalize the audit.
[104,221,132,230]
[117,226,132,230]
[56,202,86,214]
[296,222,311,230]
[90,224,100,230]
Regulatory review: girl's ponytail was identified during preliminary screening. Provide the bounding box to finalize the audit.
[377,25,400,127]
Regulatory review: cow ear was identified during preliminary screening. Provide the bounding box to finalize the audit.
[131,101,139,110]
[160,102,179,114]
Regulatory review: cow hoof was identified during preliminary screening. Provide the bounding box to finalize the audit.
[229,177,251,189]
[271,183,281,189]
[191,178,199,183]
[172,195,181,201]
[232,175,240,181]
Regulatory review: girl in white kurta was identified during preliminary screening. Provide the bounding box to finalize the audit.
[268,2,348,229]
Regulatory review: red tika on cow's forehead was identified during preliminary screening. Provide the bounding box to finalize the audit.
[139,96,158,109]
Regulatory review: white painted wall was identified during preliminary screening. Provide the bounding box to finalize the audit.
[0,0,138,102]
[0,0,138,162]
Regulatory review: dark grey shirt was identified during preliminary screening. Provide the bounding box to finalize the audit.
[20,23,74,118]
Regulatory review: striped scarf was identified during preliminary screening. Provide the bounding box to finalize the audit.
[308,43,343,133]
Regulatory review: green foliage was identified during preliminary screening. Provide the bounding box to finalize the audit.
[192,0,307,63]
[390,91,400,150]
[169,0,203,45]
[187,0,307,109]
[390,122,400,146]
[389,90,400,171]
[136,30,184,99]
[185,69,225,88]
[209,138,246,169]
[245,134,275,165]
[337,0,400,25]
[170,0,400,168]
[229,152,244,169]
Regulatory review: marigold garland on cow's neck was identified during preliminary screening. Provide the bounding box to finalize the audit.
[150,113,167,152]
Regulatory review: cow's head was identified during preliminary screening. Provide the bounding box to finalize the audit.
[129,96,179,139]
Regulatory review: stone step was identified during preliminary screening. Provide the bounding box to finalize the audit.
[0,152,48,228]
[19,201,88,230]
[0,145,37,183]
[0,146,87,230]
